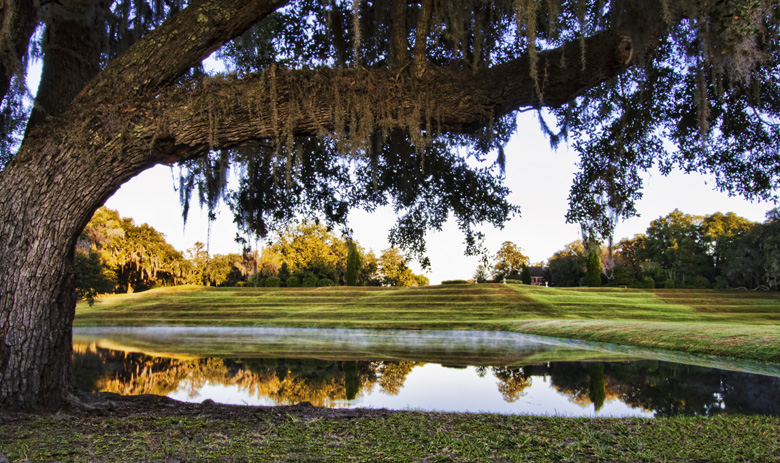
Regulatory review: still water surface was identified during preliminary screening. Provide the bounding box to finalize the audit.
[73,327,780,417]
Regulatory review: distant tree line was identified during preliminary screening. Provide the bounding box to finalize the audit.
[544,208,780,290]
[75,208,428,303]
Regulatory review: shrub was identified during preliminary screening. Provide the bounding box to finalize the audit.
[265,276,281,287]
[251,276,265,287]
[317,278,335,287]
[610,266,637,287]
[664,279,676,289]
[586,248,602,287]
[640,276,655,289]
[235,281,246,287]
[302,276,319,287]
[521,265,531,284]
[346,241,360,286]
[286,276,301,287]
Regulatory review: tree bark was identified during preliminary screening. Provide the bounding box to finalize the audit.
[27,0,109,131]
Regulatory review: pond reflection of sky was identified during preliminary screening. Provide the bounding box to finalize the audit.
[166,364,653,417]
[73,327,780,418]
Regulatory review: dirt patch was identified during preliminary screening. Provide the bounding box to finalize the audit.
[1,391,397,423]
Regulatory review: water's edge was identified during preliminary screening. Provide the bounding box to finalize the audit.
[73,326,780,377]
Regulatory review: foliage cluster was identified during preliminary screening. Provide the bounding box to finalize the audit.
[545,208,780,289]
[76,207,192,301]
[75,210,429,300]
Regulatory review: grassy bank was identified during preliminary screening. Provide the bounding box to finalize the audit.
[1,397,778,462]
[75,284,780,362]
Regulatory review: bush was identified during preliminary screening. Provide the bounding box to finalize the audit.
[442,280,471,285]
[302,275,319,287]
[265,276,282,287]
[251,276,265,287]
[664,279,676,289]
[317,278,335,287]
[286,276,301,287]
[610,266,637,287]
[640,276,655,289]
[521,265,531,285]
[235,281,246,287]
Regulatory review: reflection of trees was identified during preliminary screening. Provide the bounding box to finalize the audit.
[72,344,419,407]
[492,367,532,402]
[73,344,780,416]
[377,361,419,395]
[547,361,780,416]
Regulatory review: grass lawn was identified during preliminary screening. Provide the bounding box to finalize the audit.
[74,283,780,363]
[1,397,778,463]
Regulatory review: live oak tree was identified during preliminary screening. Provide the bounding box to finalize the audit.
[2,0,780,409]
[492,240,529,281]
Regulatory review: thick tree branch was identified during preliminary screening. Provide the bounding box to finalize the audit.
[390,0,408,69]
[78,0,288,103]
[412,0,432,77]
[27,0,110,131]
[135,28,645,162]
[0,0,38,101]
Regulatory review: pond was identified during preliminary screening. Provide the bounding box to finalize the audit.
[72,327,780,418]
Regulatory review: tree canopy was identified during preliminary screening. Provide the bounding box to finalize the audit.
[545,208,778,289]
[3,0,780,409]
[4,1,779,253]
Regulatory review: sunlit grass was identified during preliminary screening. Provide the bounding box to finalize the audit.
[2,410,778,462]
[75,283,780,362]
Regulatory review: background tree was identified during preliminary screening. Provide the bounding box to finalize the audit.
[80,208,191,293]
[547,241,586,287]
[721,209,780,290]
[4,0,780,409]
[202,254,245,287]
[701,212,757,280]
[613,235,646,282]
[492,241,530,281]
[272,222,348,284]
[359,248,381,287]
[73,251,117,306]
[640,209,712,285]
[585,239,603,287]
[378,248,417,287]
[186,242,210,285]
[345,240,361,286]
[473,264,491,284]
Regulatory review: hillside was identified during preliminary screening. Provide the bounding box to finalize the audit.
[75,284,780,362]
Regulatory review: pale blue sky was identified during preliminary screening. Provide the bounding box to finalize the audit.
[105,112,776,284]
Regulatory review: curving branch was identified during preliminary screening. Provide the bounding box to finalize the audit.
[77,0,289,103]
[134,28,646,163]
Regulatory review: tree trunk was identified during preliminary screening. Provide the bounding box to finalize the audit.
[0,122,159,408]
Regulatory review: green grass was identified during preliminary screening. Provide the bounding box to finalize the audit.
[2,405,779,462]
[74,283,780,362]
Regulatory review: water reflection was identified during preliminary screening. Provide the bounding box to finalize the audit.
[72,332,780,417]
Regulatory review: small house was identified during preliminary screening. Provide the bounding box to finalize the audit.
[529,266,547,285]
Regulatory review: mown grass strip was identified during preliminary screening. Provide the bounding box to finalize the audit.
[1,407,778,462]
[75,284,780,362]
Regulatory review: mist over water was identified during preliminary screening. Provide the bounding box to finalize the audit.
[73,327,780,417]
